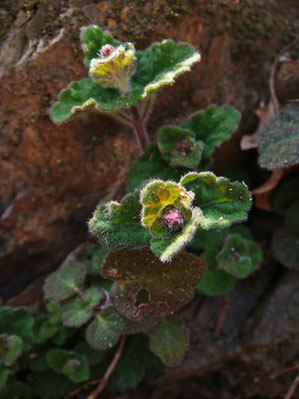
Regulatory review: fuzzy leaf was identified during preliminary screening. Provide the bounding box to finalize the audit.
[50,79,136,124]
[0,334,23,366]
[158,126,204,169]
[80,25,120,67]
[131,40,200,99]
[82,287,105,307]
[61,299,93,328]
[102,247,206,320]
[46,349,90,383]
[147,315,189,366]
[44,263,86,302]
[122,315,157,335]
[258,103,299,170]
[272,227,299,270]
[180,172,251,229]
[32,317,58,344]
[0,307,34,348]
[0,366,10,390]
[197,248,235,295]
[217,234,262,278]
[86,307,125,351]
[150,207,202,262]
[89,191,151,248]
[181,105,241,168]
[127,144,183,193]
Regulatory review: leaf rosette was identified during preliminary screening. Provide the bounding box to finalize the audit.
[157,126,205,169]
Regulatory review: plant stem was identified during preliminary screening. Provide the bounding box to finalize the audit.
[214,294,229,337]
[284,373,299,399]
[130,105,149,153]
[87,335,127,399]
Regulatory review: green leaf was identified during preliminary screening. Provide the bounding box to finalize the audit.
[0,334,23,366]
[32,316,58,344]
[51,79,131,124]
[46,349,90,383]
[217,234,262,278]
[127,144,183,193]
[258,103,299,170]
[0,307,34,348]
[189,229,228,251]
[61,298,93,328]
[157,126,204,169]
[43,262,86,302]
[131,40,200,100]
[74,342,106,366]
[181,105,241,168]
[32,371,74,399]
[122,314,156,335]
[180,172,251,229]
[80,25,120,67]
[45,300,62,325]
[0,366,10,390]
[147,315,189,366]
[1,381,32,399]
[29,347,49,372]
[102,247,206,319]
[272,227,299,270]
[82,287,105,307]
[197,248,235,295]
[86,307,125,351]
[89,191,151,248]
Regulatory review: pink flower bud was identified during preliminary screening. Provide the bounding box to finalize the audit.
[177,140,191,155]
[101,44,115,58]
[162,208,184,231]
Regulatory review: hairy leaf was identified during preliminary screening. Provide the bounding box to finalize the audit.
[181,105,241,168]
[89,245,111,276]
[43,263,86,302]
[258,103,299,170]
[86,307,125,351]
[131,40,200,99]
[158,126,204,169]
[32,316,58,344]
[217,234,262,278]
[0,366,10,390]
[180,172,251,229]
[197,248,235,295]
[46,349,90,383]
[147,315,189,366]
[74,342,106,366]
[0,307,34,348]
[89,191,151,248]
[102,247,206,319]
[0,334,23,366]
[61,299,93,328]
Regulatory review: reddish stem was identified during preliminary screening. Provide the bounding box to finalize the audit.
[130,105,149,153]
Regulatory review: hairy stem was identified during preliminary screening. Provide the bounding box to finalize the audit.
[130,105,149,153]
[87,335,127,399]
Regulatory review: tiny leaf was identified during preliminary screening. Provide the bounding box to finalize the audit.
[86,307,125,351]
[0,307,34,348]
[181,105,241,168]
[0,334,23,366]
[82,287,105,307]
[102,247,206,320]
[148,315,189,366]
[197,248,235,295]
[44,263,86,302]
[61,298,93,328]
[217,234,262,278]
[46,349,90,383]
[258,103,299,170]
